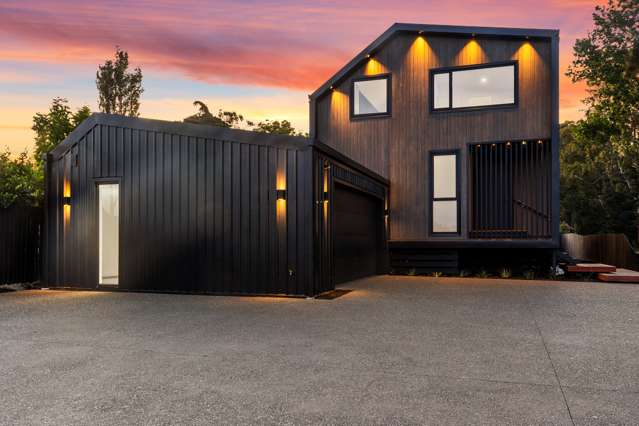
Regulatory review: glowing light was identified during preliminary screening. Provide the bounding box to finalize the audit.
[364,57,386,75]
[456,39,485,64]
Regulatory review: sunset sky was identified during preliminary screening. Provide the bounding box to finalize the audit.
[0,0,603,155]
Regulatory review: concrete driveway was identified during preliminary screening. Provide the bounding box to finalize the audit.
[1,276,638,425]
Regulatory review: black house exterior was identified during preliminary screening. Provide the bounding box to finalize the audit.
[43,23,559,296]
[43,114,389,296]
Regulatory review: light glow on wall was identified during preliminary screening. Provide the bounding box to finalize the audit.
[364,57,387,76]
[455,39,486,64]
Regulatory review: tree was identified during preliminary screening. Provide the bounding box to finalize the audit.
[32,97,91,168]
[253,119,307,137]
[96,47,144,116]
[184,100,253,128]
[0,149,42,208]
[562,0,639,242]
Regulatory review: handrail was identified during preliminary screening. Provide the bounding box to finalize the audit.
[514,199,549,219]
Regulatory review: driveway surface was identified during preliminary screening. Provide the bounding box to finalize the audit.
[1,276,638,425]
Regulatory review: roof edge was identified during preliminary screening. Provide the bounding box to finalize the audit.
[49,113,312,160]
[309,22,559,100]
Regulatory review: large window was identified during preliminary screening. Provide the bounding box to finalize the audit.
[430,151,460,235]
[350,74,391,118]
[431,61,517,111]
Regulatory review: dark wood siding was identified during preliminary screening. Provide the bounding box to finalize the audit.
[315,33,553,241]
[44,119,315,296]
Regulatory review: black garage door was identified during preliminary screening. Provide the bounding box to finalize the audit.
[333,183,382,284]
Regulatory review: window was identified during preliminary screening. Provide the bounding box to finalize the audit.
[350,74,391,118]
[430,151,460,235]
[431,61,517,111]
[98,183,119,285]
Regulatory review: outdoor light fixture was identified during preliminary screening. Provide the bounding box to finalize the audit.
[537,140,543,145]
[506,141,512,147]
[63,196,71,205]
[323,191,329,202]
[522,141,527,145]
[365,53,371,58]
[276,189,287,201]
[418,30,424,35]
[329,85,334,90]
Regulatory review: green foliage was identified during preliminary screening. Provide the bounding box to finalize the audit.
[459,269,471,277]
[32,97,90,168]
[523,270,535,280]
[253,119,308,137]
[498,268,512,279]
[476,269,490,279]
[96,47,144,116]
[407,268,417,276]
[184,101,307,136]
[562,0,639,242]
[0,149,42,208]
[432,271,443,277]
[184,101,253,128]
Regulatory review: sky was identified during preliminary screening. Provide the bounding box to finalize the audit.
[0,0,604,155]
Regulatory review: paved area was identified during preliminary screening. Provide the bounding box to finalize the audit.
[1,276,638,425]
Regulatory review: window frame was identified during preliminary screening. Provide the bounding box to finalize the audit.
[429,149,461,237]
[429,60,518,113]
[350,73,392,120]
[95,177,121,287]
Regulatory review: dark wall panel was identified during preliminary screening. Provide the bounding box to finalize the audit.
[46,122,315,296]
[315,33,554,241]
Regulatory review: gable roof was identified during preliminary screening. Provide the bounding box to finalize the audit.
[48,113,312,161]
[309,23,559,101]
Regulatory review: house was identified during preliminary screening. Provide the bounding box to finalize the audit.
[43,23,559,296]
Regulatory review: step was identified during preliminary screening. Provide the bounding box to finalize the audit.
[566,263,616,273]
[598,268,639,283]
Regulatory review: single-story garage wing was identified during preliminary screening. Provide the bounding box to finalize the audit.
[43,113,388,296]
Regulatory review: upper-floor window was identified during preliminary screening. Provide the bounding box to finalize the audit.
[431,61,517,112]
[350,74,391,119]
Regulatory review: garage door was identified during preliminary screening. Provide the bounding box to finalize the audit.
[333,183,382,284]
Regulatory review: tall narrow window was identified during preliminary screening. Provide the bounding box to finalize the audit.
[98,183,119,285]
[431,151,460,235]
[351,74,391,118]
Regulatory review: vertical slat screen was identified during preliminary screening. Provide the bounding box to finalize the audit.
[469,140,551,239]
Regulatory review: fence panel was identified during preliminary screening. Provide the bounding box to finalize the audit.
[561,233,639,270]
[0,205,43,284]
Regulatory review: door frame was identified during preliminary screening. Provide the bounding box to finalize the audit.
[94,177,121,288]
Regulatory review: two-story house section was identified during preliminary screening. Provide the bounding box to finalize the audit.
[310,23,560,275]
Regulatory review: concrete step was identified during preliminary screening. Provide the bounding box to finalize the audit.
[566,263,616,273]
[598,268,639,283]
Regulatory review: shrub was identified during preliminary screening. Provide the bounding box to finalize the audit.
[498,268,512,279]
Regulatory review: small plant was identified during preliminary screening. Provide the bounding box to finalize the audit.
[498,267,512,279]
[432,271,443,278]
[476,269,490,278]
[407,268,417,276]
[459,269,471,277]
[523,270,535,280]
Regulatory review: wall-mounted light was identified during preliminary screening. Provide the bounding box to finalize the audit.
[522,141,527,145]
[276,189,287,201]
[418,30,424,35]
[365,53,371,58]
[537,140,543,145]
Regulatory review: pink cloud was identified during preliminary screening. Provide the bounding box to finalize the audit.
[0,0,603,116]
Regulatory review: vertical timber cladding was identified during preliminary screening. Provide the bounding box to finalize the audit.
[315,32,553,241]
[44,114,315,296]
[313,148,389,293]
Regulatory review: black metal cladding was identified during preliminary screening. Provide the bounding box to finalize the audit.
[44,114,315,296]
